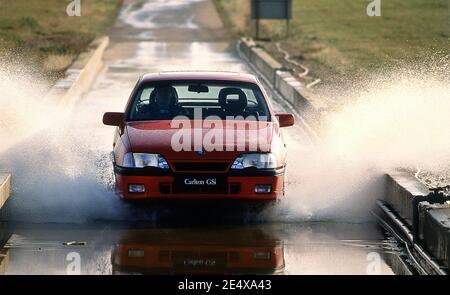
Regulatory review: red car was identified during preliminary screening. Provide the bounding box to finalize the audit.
[103,72,294,201]
[112,229,285,275]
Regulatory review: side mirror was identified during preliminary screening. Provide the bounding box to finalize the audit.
[276,113,295,128]
[103,112,124,127]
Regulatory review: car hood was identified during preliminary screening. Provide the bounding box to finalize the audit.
[125,120,275,160]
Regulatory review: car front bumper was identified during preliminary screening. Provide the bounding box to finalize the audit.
[113,165,285,200]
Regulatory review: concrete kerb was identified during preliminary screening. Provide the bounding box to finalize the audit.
[238,38,327,129]
[385,171,430,227]
[0,248,8,275]
[249,46,283,85]
[385,171,450,271]
[238,37,257,61]
[418,203,450,268]
[47,36,109,103]
[0,174,11,210]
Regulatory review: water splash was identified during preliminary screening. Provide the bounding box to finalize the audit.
[0,62,126,223]
[0,64,58,153]
[272,55,450,222]
[1,53,449,224]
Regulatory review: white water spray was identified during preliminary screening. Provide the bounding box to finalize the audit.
[1,55,449,223]
[274,57,450,221]
[0,63,130,223]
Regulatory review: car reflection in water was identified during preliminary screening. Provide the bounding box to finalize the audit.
[112,227,285,275]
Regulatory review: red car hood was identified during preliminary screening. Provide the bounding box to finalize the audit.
[125,120,275,160]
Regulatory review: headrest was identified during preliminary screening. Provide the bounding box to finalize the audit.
[218,88,247,110]
[150,86,179,105]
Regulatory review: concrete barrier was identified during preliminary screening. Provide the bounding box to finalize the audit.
[0,220,10,274]
[385,171,429,227]
[0,248,9,275]
[384,171,450,271]
[0,174,11,210]
[47,36,109,103]
[238,38,327,128]
[249,47,283,85]
[239,38,282,85]
[419,203,450,268]
[238,38,257,60]
[274,70,301,106]
[292,83,327,128]
[383,252,414,275]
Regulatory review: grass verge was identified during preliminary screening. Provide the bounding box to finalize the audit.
[0,0,122,80]
[214,0,449,80]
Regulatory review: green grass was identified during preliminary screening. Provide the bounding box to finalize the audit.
[214,0,449,75]
[0,0,122,78]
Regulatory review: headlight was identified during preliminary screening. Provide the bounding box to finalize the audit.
[122,153,169,169]
[231,153,277,170]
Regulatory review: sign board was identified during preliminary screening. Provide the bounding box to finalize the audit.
[251,0,292,20]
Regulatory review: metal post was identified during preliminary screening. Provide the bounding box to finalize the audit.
[286,0,290,38]
[255,0,260,40]
[256,19,260,40]
[286,19,290,38]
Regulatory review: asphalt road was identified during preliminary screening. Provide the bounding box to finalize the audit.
[0,0,408,275]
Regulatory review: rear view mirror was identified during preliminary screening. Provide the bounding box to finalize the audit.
[103,112,124,126]
[188,84,209,93]
[276,113,295,128]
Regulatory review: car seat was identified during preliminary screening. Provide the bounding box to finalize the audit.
[218,88,249,118]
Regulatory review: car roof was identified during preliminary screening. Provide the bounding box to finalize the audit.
[140,71,259,84]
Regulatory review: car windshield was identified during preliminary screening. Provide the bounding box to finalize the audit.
[128,80,271,121]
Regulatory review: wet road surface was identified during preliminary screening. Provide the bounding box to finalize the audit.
[0,0,409,275]
[1,223,403,275]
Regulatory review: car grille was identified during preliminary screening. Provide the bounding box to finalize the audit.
[171,162,230,172]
